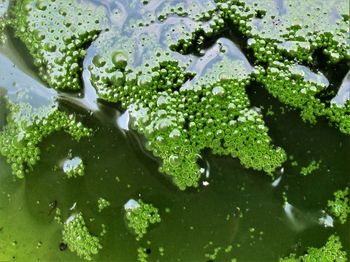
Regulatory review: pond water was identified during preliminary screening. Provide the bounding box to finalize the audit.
[0,0,349,261]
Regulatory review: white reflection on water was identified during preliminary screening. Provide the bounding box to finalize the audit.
[117,110,130,131]
[332,71,350,106]
[283,202,334,232]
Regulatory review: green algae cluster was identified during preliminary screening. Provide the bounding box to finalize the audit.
[0,101,91,178]
[211,0,350,134]
[300,160,321,176]
[62,212,102,261]
[63,156,85,178]
[87,2,287,189]
[0,0,9,44]
[86,0,349,189]
[6,0,350,191]
[327,188,350,224]
[137,247,149,262]
[124,199,161,241]
[11,0,108,90]
[280,235,347,262]
[97,197,110,213]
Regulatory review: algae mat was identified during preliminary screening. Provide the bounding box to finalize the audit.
[0,0,349,261]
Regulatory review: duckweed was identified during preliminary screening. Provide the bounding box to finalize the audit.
[0,102,91,178]
[62,212,102,261]
[124,199,161,241]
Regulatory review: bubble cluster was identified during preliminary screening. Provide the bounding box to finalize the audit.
[0,102,91,178]
[62,213,102,261]
[11,0,108,90]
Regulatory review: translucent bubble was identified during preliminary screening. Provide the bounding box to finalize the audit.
[36,0,47,11]
[92,55,106,68]
[169,155,180,166]
[169,128,181,139]
[112,51,127,69]
[212,86,225,96]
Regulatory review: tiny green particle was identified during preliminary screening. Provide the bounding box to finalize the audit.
[300,160,321,176]
[97,198,110,213]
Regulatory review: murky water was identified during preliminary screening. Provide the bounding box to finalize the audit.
[0,0,349,261]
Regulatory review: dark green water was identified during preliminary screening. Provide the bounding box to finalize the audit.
[0,2,350,262]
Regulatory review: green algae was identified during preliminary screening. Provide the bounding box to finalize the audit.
[97,198,110,213]
[88,3,286,189]
[86,0,349,189]
[280,235,347,262]
[124,199,161,241]
[62,212,102,261]
[11,0,108,90]
[5,0,350,190]
[0,0,349,261]
[181,0,350,134]
[328,188,350,224]
[137,247,149,262]
[63,156,85,178]
[0,0,9,44]
[300,160,321,176]
[0,100,91,178]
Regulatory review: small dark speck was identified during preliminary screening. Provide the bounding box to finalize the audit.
[59,242,68,251]
[145,248,151,254]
